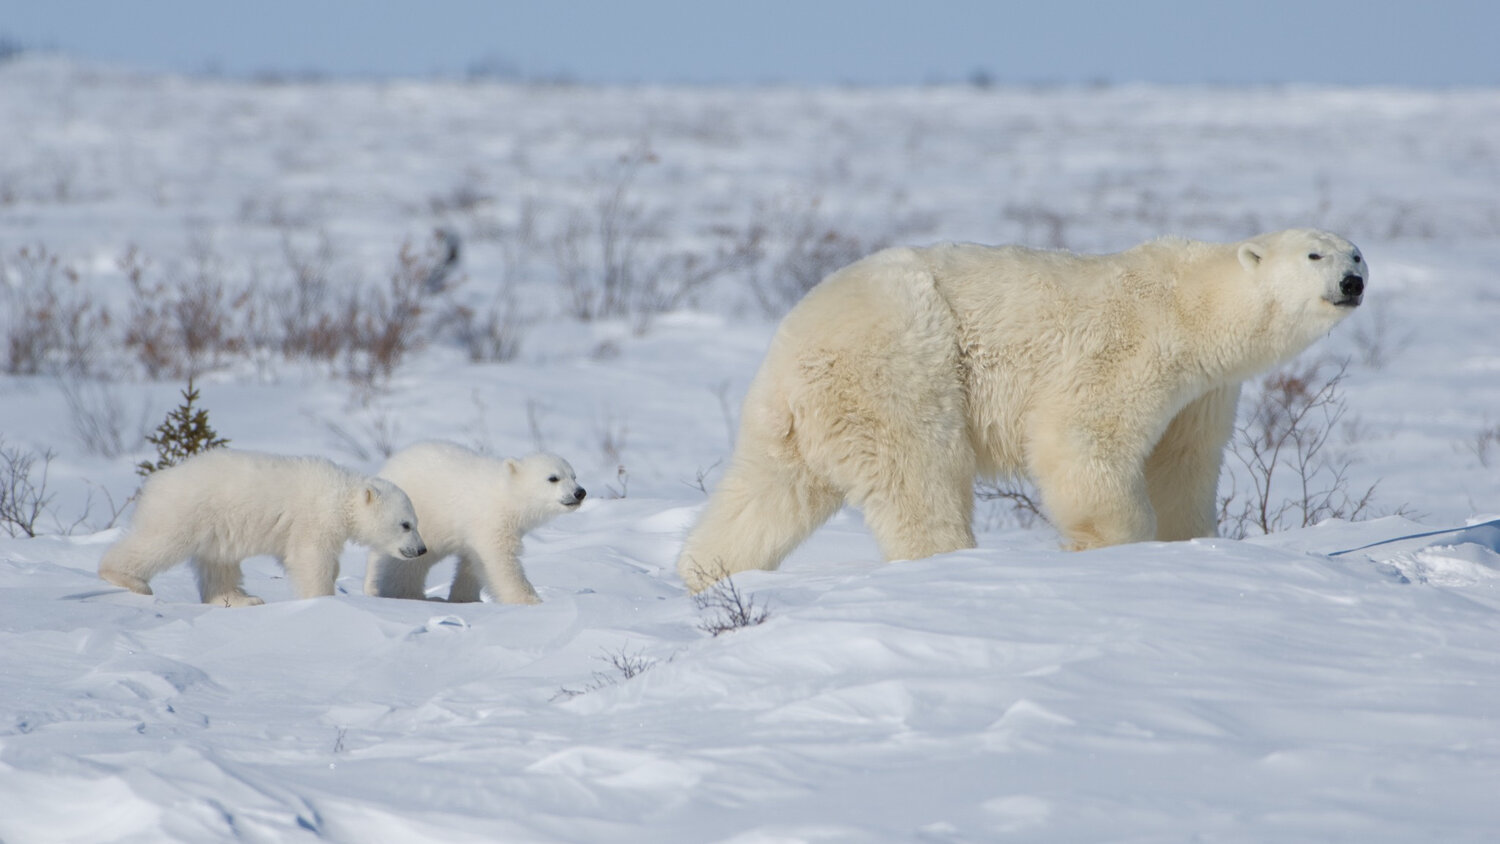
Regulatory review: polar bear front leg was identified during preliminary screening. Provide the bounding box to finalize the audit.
[473,538,541,605]
[283,543,340,599]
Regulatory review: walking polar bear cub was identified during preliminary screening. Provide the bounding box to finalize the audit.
[678,229,1366,591]
[99,450,426,606]
[365,442,586,603]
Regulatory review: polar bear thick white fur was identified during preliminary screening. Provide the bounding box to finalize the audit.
[99,450,426,606]
[364,442,586,603]
[678,228,1367,591]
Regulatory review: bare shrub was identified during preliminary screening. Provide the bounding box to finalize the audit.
[712,381,739,449]
[555,145,667,322]
[419,227,463,295]
[73,482,134,533]
[276,232,345,362]
[525,398,550,452]
[447,296,525,363]
[1003,201,1071,250]
[0,437,55,538]
[1467,421,1500,468]
[1,245,109,377]
[428,174,493,217]
[603,465,629,499]
[341,238,443,387]
[554,645,660,700]
[596,410,627,465]
[60,377,147,459]
[974,480,1048,530]
[119,246,174,378]
[121,244,252,380]
[1218,356,1399,538]
[684,459,721,495]
[1347,298,1413,370]
[745,195,883,317]
[634,227,764,328]
[551,145,764,331]
[691,566,770,636]
[314,404,401,463]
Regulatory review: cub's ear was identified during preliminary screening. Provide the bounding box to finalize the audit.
[363,484,379,506]
[1238,242,1264,271]
[504,458,520,476]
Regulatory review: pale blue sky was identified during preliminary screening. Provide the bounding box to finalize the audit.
[3,0,1495,86]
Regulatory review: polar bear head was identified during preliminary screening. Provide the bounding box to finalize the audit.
[353,478,427,559]
[505,453,587,517]
[1234,228,1366,353]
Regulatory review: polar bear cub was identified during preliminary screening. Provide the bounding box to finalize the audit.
[99,450,426,606]
[364,441,586,603]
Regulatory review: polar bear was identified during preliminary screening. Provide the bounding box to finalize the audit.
[99,450,426,606]
[364,442,586,603]
[678,228,1366,591]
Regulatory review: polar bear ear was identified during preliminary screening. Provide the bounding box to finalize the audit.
[364,485,378,505]
[1237,242,1264,271]
[504,458,520,476]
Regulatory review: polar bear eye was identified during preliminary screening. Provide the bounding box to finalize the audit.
[547,475,560,483]
[401,521,412,531]
[1307,253,1323,261]
[1352,254,1362,264]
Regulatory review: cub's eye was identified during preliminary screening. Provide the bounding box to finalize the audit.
[400,521,412,531]
[547,475,560,483]
[1352,254,1362,264]
[1307,253,1323,261]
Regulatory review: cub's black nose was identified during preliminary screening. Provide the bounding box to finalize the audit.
[575,487,587,502]
[1340,274,1364,298]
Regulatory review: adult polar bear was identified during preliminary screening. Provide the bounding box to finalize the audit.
[678,229,1366,591]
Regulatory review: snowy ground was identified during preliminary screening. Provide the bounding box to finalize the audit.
[2,56,1500,842]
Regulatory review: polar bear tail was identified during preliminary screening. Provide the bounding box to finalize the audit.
[676,443,842,593]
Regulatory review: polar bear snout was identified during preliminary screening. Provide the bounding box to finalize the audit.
[401,538,428,559]
[1331,273,1365,307]
[564,486,587,508]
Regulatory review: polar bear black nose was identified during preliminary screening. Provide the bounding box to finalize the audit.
[574,487,587,502]
[1340,274,1364,298]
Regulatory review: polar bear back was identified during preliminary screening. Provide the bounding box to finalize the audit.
[378,442,498,549]
[376,441,567,557]
[130,450,360,560]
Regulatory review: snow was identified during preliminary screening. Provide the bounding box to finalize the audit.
[3,56,1500,841]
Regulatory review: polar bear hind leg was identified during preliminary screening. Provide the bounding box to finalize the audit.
[1026,410,1157,550]
[282,541,340,599]
[816,402,976,562]
[677,445,843,593]
[98,529,193,596]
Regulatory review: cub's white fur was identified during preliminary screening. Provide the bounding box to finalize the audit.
[364,442,585,603]
[100,450,425,606]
